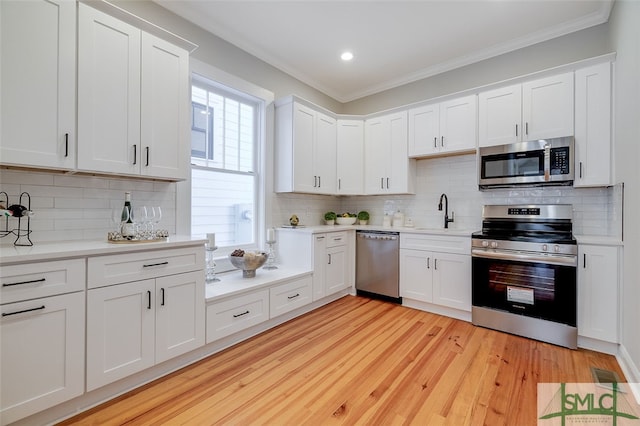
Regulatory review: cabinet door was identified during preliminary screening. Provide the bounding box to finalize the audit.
[522,72,574,140]
[292,103,317,193]
[578,245,618,343]
[78,4,141,176]
[399,249,433,302]
[155,271,205,363]
[574,62,612,187]
[387,111,413,194]
[0,292,84,425]
[87,280,155,391]
[141,33,190,180]
[314,112,337,194]
[364,117,388,194]
[432,253,471,311]
[439,95,477,153]
[478,84,522,147]
[408,103,439,156]
[336,120,364,195]
[326,246,347,295]
[0,0,76,169]
[312,235,327,301]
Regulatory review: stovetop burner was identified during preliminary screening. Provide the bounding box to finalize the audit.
[472,204,576,253]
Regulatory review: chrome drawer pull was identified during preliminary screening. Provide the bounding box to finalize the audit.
[2,305,45,317]
[3,278,46,287]
[233,310,250,318]
[287,293,300,300]
[143,261,169,268]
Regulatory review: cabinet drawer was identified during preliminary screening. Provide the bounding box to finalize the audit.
[206,289,269,343]
[88,247,204,288]
[0,259,85,304]
[270,275,313,318]
[400,233,470,254]
[325,231,348,248]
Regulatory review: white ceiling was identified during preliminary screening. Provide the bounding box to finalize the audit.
[154,0,613,103]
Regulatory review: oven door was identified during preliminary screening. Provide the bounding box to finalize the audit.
[472,253,576,326]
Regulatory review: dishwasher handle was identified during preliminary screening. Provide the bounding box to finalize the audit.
[357,232,398,241]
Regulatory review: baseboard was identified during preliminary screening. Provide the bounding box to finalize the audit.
[617,343,640,404]
[577,335,619,355]
[402,298,472,322]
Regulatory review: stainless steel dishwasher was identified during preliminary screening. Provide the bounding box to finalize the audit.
[356,230,400,302]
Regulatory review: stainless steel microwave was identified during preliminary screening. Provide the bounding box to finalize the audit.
[478,137,574,189]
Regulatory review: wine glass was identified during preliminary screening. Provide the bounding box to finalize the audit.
[151,206,162,236]
[111,207,128,235]
[130,206,147,238]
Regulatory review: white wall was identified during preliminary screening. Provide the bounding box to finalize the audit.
[608,0,640,384]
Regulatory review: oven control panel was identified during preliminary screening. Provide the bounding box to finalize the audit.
[507,207,541,216]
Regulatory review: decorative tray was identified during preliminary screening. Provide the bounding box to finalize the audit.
[107,230,169,244]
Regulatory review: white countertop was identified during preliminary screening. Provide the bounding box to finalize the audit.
[277,224,475,237]
[206,267,312,302]
[0,235,207,264]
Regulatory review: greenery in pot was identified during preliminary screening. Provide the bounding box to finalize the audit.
[324,211,337,224]
[357,211,370,221]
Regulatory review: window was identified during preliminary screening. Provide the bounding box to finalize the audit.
[190,76,261,249]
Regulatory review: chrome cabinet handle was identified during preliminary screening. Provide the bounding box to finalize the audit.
[3,277,45,287]
[2,305,45,317]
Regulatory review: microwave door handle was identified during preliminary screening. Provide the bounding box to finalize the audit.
[544,144,550,181]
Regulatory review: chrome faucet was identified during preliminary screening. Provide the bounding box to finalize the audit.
[438,193,454,229]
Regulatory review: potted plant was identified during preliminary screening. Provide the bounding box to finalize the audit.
[357,211,370,225]
[324,211,337,225]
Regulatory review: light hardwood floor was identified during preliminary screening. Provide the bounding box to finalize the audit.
[61,296,628,425]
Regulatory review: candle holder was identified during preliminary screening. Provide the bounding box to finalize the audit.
[263,239,278,270]
[205,243,220,282]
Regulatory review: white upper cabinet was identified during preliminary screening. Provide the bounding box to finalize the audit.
[141,33,190,180]
[574,62,612,187]
[364,111,415,194]
[336,120,364,195]
[522,72,574,140]
[1,0,76,169]
[78,4,141,176]
[78,4,189,180]
[479,73,574,147]
[275,101,337,194]
[478,84,522,147]
[408,95,477,157]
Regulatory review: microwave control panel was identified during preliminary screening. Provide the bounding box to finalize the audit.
[550,147,570,175]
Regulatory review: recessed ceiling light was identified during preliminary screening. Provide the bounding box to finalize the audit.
[340,51,354,61]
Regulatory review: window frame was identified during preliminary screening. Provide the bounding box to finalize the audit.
[178,59,274,265]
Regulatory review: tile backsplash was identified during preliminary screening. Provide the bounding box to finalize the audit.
[285,154,623,238]
[1,153,622,247]
[0,169,176,245]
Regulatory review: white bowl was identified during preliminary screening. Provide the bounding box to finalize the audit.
[336,217,357,225]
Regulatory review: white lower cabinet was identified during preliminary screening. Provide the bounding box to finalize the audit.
[206,290,270,343]
[0,292,85,425]
[313,231,353,300]
[399,233,471,313]
[270,275,313,318]
[86,247,205,391]
[578,244,619,344]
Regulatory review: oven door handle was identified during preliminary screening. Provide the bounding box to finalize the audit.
[472,249,577,267]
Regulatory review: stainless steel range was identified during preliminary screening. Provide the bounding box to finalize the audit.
[471,204,578,349]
